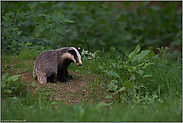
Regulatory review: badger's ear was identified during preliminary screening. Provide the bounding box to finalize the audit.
[77,47,81,51]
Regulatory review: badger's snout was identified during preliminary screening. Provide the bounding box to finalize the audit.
[76,63,83,66]
[79,63,83,66]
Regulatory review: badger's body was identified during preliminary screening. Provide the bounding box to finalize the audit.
[33,47,82,84]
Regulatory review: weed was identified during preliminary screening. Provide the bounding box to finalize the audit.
[1,73,26,98]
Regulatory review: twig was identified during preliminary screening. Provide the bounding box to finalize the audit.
[67,82,72,88]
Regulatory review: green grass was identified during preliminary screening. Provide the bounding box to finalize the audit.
[1,48,182,122]
[1,97,181,122]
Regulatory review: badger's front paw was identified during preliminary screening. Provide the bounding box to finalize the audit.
[49,81,57,84]
[59,77,68,82]
[69,75,73,79]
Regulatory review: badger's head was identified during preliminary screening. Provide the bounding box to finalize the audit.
[67,47,83,66]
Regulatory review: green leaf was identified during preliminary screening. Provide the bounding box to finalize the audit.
[106,103,113,106]
[110,80,118,84]
[113,86,126,95]
[142,62,151,69]
[128,45,140,60]
[108,83,118,92]
[145,49,155,59]
[104,70,120,78]
[136,63,145,68]
[143,74,152,78]
[66,19,74,23]
[127,66,136,72]
[62,18,74,23]
[122,80,133,89]
[137,70,144,75]
[1,73,9,82]
[118,87,126,92]
[17,31,22,35]
[165,47,169,50]
[132,50,150,62]
[2,89,12,94]
[51,101,58,105]
[7,75,21,82]
[31,82,36,87]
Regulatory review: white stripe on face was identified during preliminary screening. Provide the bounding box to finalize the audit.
[70,47,83,66]
[62,53,76,64]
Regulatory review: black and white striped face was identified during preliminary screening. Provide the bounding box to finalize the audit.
[68,47,83,66]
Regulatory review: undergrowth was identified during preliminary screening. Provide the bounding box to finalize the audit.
[1,46,182,122]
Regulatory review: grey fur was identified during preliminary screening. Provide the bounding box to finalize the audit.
[33,47,82,84]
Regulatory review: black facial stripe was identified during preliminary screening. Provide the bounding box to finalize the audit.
[76,47,82,63]
[77,47,81,55]
[69,49,80,63]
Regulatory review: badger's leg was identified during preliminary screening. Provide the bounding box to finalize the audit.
[64,69,73,79]
[57,69,68,82]
[47,73,56,83]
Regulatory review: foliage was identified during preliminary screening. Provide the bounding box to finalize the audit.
[1,3,74,55]
[1,1,182,55]
[103,45,180,103]
[104,45,156,92]
[1,73,26,98]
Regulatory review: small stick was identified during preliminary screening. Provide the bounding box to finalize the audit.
[67,82,72,88]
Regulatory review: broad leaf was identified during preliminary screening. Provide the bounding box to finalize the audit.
[7,75,21,82]
[128,45,140,60]
[122,80,133,89]
[1,73,9,82]
[104,70,120,78]
[145,49,155,59]
[132,50,150,62]
[2,89,12,94]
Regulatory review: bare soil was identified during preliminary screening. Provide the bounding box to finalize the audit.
[21,71,114,105]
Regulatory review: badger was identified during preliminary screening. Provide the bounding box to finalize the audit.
[33,47,83,84]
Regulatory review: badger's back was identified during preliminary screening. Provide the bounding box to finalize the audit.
[33,50,58,77]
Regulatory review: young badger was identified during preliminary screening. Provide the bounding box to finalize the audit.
[33,47,82,84]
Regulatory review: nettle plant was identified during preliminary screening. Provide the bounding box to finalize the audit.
[104,45,163,94]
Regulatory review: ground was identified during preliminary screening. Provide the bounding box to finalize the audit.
[20,69,114,105]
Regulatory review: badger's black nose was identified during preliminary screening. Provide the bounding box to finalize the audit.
[79,63,83,66]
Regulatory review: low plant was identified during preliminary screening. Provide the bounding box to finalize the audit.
[1,73,26,99]
[103,45,172,102]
